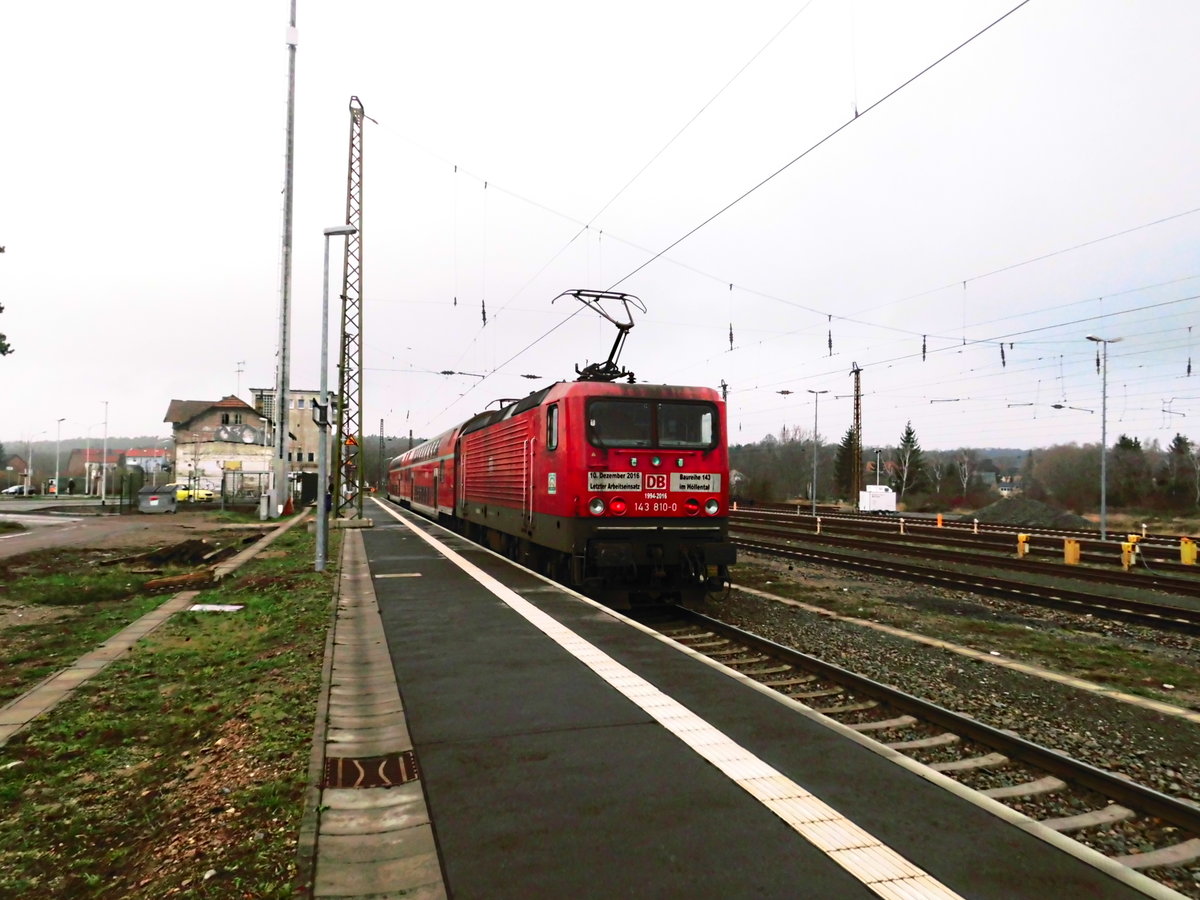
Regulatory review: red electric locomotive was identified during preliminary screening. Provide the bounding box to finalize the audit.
[386,290,735,606]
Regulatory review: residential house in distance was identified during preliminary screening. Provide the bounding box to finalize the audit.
[3,455,28,491]
[163,396,273,494]
[65,448,124,495]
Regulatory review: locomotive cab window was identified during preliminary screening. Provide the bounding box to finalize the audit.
[658,402,715,449]
[547,404,559,450]
[588,400,652,448]
[587,399,717,449]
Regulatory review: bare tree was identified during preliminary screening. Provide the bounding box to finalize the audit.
[955,448,978,498]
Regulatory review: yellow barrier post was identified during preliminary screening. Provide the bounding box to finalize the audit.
[1016,534,1029,558]
[815,517,821,535]
[936,513,943,527]
[1181,537,1196,566]
[1064,539,1080,565]
[1121,541,1135,572]
[899,518,905,535]
[973,518,979,534]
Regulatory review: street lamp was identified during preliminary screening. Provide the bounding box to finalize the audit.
[807,389,828,515]
[54,417,66,498]
[317,224,358,572]
[1086,334,1122,540]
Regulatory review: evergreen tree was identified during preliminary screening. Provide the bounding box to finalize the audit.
[833,427,858,499]
[892,421,925,502]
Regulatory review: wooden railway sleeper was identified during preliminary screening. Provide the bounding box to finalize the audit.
[982,775,1067,799]
[886,732,960,750]
[1040,804,1135,833]
[929,752,1009,773]
[848,715,917,732]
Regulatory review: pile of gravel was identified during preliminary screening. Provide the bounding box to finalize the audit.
[969,497,1093,530]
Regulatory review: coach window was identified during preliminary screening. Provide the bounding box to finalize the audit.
[547,404,559,450]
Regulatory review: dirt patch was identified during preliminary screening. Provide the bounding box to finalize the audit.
[970,497,1092,529]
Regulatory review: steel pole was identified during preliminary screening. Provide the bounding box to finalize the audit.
[54,418,64,498]
[1099,341,1109,540]
[101,401,108,506]
[317,233,332,571]
[807,389,827,515]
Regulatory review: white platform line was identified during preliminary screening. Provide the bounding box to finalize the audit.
[376,501,963,900]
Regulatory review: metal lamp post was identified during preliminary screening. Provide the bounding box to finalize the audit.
[54,417,66,498]
[1086,334,1122,540]
[317,224,358,572]
[807,389,828,515]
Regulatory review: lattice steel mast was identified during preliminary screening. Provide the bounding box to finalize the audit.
[333,96,365,519]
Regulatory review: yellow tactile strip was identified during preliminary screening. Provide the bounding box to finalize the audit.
[380,502,964,900]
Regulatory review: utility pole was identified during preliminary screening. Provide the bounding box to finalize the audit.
[807,390,827,515]
[272,0,299,518]
[849,363,862,506]
[333,96,366,521]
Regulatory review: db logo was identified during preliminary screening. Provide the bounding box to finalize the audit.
[645,474,668,491]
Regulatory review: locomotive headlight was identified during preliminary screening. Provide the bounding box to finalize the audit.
[684,498,701,516]
[610,497,628,515]
[588,497,606,516]
[651,456,661,467]
[704,498,720,516]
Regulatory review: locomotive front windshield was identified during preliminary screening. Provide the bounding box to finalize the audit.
[587,399,716,449]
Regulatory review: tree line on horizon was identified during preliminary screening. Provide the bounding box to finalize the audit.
[731,422,1200,514]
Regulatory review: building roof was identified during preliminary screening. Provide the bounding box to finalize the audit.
[164,395,256,425]
[126,448,169,458]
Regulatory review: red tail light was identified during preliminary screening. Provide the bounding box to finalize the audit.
[684,498,701,516]
[610,497,628,515]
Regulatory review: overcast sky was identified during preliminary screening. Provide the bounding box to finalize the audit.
[3,1,1199,453]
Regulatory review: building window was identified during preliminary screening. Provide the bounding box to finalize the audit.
[234,414,242,425]
[287,452,293,462]
[298,397,305,409]
[308,452,314,462]
[221,413,230,425]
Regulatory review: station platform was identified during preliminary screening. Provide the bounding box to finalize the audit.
[305,500,1177,899]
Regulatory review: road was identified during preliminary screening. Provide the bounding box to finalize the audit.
[0,504,217,559]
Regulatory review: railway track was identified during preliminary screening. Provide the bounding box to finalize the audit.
[736,507,1200,572]
[641,607,1200,886]
[731,530,1200,634]
[733,518,1200,600]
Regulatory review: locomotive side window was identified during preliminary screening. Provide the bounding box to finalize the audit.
[658,402,716,449]
[588,400,652,448]
[547,404,559,450]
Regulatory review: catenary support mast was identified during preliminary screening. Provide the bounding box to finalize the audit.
[333,96,366,520]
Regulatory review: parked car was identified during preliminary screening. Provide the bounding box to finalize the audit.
[1,484,37,495]
[164,483,215,502]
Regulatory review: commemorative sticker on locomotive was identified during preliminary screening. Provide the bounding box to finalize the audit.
[588,471,642,491]
[671,472,721,492]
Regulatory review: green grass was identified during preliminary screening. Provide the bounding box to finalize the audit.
[0,525,339,899]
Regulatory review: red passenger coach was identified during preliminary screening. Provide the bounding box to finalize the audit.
[387,379,735,606]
